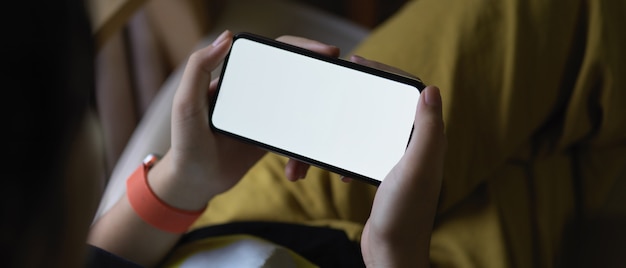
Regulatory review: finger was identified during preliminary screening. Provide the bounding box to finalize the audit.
[340,176,353,183]
[208,76,220,99]
[275,36,340,57]
[350,55,422,82]
[284,158,311,181]
[369,86,445,248]
[363,86,444,264]
[209,77,220,91]
[175,30,232,112]
[398,86,446,183]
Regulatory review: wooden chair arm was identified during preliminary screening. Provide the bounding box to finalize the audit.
[87,0,148,51]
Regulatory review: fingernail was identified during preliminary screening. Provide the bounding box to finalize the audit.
[212,30,229,47]
[424,86,442,106]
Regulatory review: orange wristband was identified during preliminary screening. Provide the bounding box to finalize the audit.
[126,154,205,234]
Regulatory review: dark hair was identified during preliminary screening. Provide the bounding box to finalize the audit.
[1,1,94,266]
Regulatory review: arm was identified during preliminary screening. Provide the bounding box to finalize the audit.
[87,30,244,267]
[87,31,341,267]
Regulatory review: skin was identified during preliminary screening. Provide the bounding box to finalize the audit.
[86,30,446,267]
[285,55,446,267]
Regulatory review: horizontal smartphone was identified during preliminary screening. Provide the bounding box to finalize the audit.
[210,32,425,185]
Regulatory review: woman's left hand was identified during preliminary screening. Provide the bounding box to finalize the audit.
[151,31,341,210]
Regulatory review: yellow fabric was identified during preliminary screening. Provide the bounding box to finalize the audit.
[350,0,626,267]
[187,0,626,267]
[191,153,377,242]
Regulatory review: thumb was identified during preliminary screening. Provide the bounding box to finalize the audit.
[175,30,232,112]
[374,85,446,232]
[375,85,446,220]
[382,86,445,218]
[397,85,446,181]
[378,84,446,239]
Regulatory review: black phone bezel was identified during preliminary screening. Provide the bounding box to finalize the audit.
[209,32,426,186]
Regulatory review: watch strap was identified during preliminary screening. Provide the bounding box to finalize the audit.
[126,154,205,234]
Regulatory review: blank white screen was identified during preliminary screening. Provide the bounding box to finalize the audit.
[212,38,420,182]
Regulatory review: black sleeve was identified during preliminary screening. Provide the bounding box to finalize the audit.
[84,245,143,268]
[179,221,365,267]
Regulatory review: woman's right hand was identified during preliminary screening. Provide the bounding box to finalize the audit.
[361,85,446,267]
[278,52,446,266]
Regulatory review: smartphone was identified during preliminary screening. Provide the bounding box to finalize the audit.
[210,32,425,185]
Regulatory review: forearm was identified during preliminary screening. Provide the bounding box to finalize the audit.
[87,153,213,267]
[88,197,180,266]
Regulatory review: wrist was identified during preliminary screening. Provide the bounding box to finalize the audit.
[126,153,207,234]
[146,152,214,211]
[363,224,431,268]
